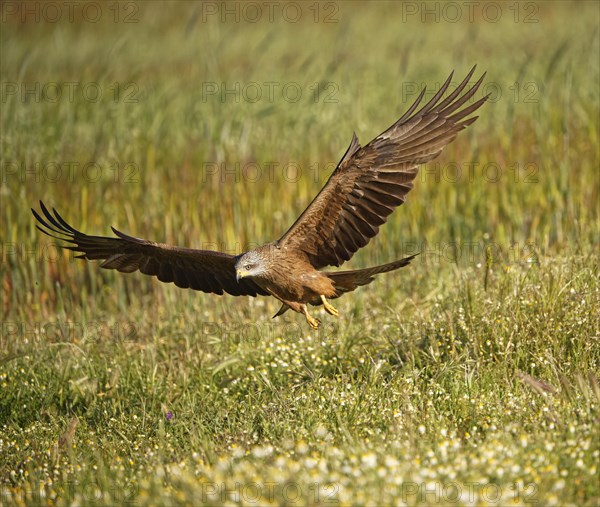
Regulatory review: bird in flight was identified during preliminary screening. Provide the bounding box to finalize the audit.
[33,67,488,329]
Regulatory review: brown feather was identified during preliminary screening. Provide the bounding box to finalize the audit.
[325,254,419,297]
[31,68,489,328]
[32,201,267,297]
[278,66,489,268]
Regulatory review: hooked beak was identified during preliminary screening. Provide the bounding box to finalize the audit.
[236,269,249,282]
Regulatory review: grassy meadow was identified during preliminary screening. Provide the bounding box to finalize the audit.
[1,1,599,505]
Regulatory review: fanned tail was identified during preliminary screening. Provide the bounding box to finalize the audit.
[271,254,418,317]
[325,253,419,298]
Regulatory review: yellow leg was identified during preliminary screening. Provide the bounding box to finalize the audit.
[320,295,339,317]
[303,306,321,329]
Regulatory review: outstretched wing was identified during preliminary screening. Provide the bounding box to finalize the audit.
[278,66,489,268]
[32,201,268,297]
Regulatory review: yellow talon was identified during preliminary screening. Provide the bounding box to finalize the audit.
[303,306,321,329]
[320,295,339,317]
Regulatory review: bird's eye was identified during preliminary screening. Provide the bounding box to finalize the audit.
[244,264,252,271]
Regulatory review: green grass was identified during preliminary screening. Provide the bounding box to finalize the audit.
[1,1,599,505]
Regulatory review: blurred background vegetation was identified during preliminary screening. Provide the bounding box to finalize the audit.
[1,1,598,505]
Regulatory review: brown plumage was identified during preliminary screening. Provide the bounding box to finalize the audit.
[33,67,488,328]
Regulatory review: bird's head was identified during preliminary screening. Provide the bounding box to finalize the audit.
[235,250,266,282]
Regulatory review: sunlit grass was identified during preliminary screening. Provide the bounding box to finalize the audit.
[1,1,599,505]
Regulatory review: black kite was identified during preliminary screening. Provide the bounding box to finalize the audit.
[33,67,488,328]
